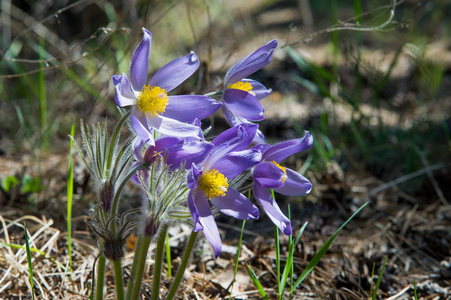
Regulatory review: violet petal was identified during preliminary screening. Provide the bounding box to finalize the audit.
[263,132,313,162]
[130,28,152,92]
[164,95,222,122]
[149,52,199,92]
[210,188,259,220]
[273,168,312,196]
[223,89,265,121]
[253,184,292,235]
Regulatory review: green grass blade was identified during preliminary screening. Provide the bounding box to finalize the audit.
[23,222,36,300]
[370,261,376,297]
[228,220,246,300]
[280,221,308,298]
[67,122,75,278]
[414,278,418,300]
[0,242,67,270]
[371,256,388,300]
[271,190,281,292]
[245,262,270,300]
[294,202,369,289]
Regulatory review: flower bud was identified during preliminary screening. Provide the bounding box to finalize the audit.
[103,238,125,261]
[143,214,160,237]
[100,181,115,213]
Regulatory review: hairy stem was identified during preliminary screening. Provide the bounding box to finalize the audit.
[95,254,106,300]
[126,235,144,300]
[113,259,125,300]
[151,224,168,300]
[165,230,199,300]
[130,235,152,300]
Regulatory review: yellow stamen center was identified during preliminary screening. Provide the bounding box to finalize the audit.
[198,169,229,199]
[137,85,168,118]
[227,81,253,93]
[270,161,287,183]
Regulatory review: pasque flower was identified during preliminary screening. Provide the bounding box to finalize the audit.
[113,28,221,145]
[132,136,213,184]
[221,40,277,143]
[252,132,313,235]
[187,124,261,258]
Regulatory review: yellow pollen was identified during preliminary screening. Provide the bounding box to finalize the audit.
[137,85,168,118]
[227,81,253,93]
[198,169,229,199]
[270,161,287,183]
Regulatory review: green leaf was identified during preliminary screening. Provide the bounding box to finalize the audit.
[282,221,308,297]
[1,176,19,192]
[371,256,388,300]
[245,263,270,300]
[293,202,369,289]
[23,223,36,300]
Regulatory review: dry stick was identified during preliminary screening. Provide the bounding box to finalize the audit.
[369,163,445,197]
[414,146,448,205]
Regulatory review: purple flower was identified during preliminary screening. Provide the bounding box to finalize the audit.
[132,136,213,184]
[187,124,261,258]
[113,28,222,145]
[221,40,277,143]
[252,132,313,235]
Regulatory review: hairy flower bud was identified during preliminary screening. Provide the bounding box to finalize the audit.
[99,181,115,213]
[103,238,125,261]
[143,214,160,237]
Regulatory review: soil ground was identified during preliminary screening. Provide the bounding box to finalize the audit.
[0,1,450,299]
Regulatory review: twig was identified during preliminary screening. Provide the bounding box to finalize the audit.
[414,146,448,205]
[369,163,445,197]
[385,284,411,300]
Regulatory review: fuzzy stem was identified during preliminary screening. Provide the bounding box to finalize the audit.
[95,254,106,300]
[126,235,144,300]
[113,259,125,300]
[130,235,152,300]
[151,224,168,300]
[165,230,199,300]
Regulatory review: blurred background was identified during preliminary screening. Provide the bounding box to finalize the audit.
[1,0,450,298]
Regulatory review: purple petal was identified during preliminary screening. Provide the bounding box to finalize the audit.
[142,136,181,165]
[242,79,272,100]
[263,132,313,162]
[273,168,312,196]
[154,136,183,153]
[187,190,202,231]
[210,148,262,179]
[113,73,136,107]
[253,184,292,235]
[130,28,152,91]
[225,40,277,86]
[211,123,258,151]
[147,115,201,138]
[221,106,266,144]
[223,89,265,121]
[187,165,200,190]
[190,189,222,257]
[210,188,258,220]
[252,162,285,188]
[166,141,213,170]
[133,138,146,161]
[251,143,271,153]
[163,95,222,122]
[149,52,199,92]
[130,110,155,145]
